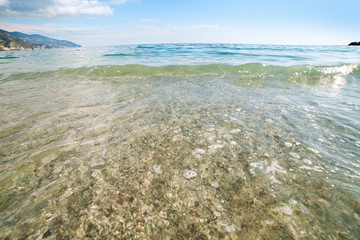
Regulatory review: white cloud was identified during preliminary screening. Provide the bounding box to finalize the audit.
[141,18,154,22]
[165,24,220,31]
[0,22,90,34]
[0,0,9,7]
[75,24,222,45]
[0,0,113,18]
[110,0,139,5]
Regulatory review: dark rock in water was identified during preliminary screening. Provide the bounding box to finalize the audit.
[42,229,53,238]
[348,42,360,46]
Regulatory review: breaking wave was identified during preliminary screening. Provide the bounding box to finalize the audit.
[3,63,358,86]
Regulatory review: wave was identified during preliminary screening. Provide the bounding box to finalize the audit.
[136,45,156,49]
[103,53,132,57]
[0,56,19,59]
[215,52,239,55]
[2,63,358,86]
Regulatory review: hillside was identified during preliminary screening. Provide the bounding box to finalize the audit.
[0,31,33,50]
[9,31,81,48]
[0,29,81,50]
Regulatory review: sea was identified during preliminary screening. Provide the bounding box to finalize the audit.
[0,44,359,239]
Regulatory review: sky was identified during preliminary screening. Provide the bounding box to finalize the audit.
[0,0,359,46]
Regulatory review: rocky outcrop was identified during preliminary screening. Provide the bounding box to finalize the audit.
[348,42,360,46]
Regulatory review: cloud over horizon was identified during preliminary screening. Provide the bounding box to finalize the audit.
[0,0,9,7]
[0,0,114,18]
[110,0,138,5]
[0,0,357,46]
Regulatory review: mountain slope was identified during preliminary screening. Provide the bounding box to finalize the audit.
[0,31,33,50]
[9,31,81,48]
[0,29,81,50]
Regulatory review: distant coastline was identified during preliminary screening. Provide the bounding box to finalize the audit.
[0,29,81,51]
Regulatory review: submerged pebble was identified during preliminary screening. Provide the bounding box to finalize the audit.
[225,224,237,233]
[303,159,312,165]
[282,205,293,215]
[213,210,221,218]
[308,148,320,154]
[211,180,220,188]
[152,164,162,175]
[53,166,63,174]
[90,159,105,167]
[208,144,224,149]
[195,148,206,154]
[290,152,300,159]
[184,170,197,179]
[230,129,241,133]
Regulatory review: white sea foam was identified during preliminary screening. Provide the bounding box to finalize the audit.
[299,165,323,172]
[266,161,287,175]
[266,161,287,184]
[320,64,357,89]
[321,64,357,75]
[250,160,286,184]
[333,75,347,88]
[249,162,264,176]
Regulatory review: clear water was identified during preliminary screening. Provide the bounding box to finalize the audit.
[0,44,360,239]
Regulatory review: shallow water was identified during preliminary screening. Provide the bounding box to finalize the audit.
[0,44,360,239]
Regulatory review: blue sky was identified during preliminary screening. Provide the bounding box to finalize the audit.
[0,0,359,46]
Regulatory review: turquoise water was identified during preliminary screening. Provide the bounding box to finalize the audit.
[0,44,360,239]
[1,44,360,75]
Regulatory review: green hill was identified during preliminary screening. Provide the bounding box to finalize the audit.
[0,31,33,50]
[0,29,81,50]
